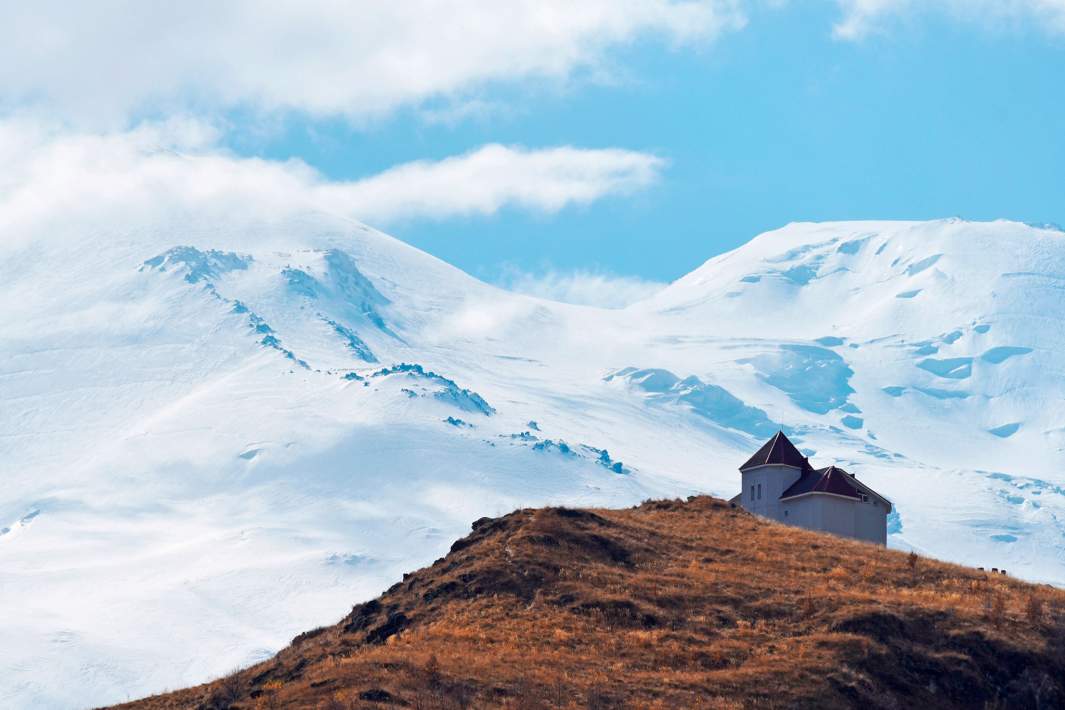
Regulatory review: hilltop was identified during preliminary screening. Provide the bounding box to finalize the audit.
[114,497,1065,709]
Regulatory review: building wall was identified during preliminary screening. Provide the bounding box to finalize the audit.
[813,495,857,539]
[780,494,816,530]
[778,494,887,545]
[854,497,888,545]
[739,465,802,520]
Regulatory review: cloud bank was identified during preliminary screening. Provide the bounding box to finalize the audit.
[2,2,1056,126]
[338,145,665,224]
[0,120,664,253]
[834,0,1065,39]
[0,1,746,125]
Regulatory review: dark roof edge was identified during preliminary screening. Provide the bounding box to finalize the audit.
[778,490,861,503]
[846,475,893,511]
[740,462,805,471]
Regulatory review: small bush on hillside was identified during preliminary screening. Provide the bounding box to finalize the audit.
[1026,593,1045,625]
[512,679,548,710]
[424,653,441,688]
[586,687,619,710]
[319,695,347,710]
[986,591,1007,628]
[203,671,242,710]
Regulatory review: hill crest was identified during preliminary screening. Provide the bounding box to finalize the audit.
[114,496,1065,709]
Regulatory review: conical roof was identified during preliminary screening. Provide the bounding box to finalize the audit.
[739,431,810,471]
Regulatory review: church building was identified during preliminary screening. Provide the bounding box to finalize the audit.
[730,431,891,544]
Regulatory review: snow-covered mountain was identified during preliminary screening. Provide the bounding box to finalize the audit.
[3,215,1064,708]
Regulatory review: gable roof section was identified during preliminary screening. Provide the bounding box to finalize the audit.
[780,465,862,501]
[739,431,810,471]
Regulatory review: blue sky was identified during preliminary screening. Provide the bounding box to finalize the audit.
[226,2,1065,290]
[3,1,1064,303]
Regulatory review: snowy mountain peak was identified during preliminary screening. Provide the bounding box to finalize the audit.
[142,245,253,284]
[4,217,1065,707]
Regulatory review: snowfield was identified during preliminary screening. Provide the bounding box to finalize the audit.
[3,215,1065,707]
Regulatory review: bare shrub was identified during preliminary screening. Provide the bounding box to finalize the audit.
[204,670,242,710]
[550,678,569,707]
[319,695,348,710]
[985,591,1007,628]
[424,653,442,688]
[1026,593,1045,625]
[513,679,548,710]
[586,687,622,710]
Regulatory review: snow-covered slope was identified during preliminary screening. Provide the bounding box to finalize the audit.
[2,216,1064,708]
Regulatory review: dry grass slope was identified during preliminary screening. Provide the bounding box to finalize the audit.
[110,497,1065,709]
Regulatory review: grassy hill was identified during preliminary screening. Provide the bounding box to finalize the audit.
[112,497,1065,709]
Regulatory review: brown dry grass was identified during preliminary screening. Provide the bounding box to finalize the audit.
[109,497,1065,709]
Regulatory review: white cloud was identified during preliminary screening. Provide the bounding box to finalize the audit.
[498,267,666,308]
[834,0,1065,40]
[0,1,746,126]
[336,145,665,224]
[0,120,664,253]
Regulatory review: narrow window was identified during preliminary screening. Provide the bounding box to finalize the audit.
[784,509,789,517]
[757,483,762,500]
[750,485,754,501]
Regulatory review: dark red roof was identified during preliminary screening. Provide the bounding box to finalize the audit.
[780,466,861,500]
[739,431,810,471]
